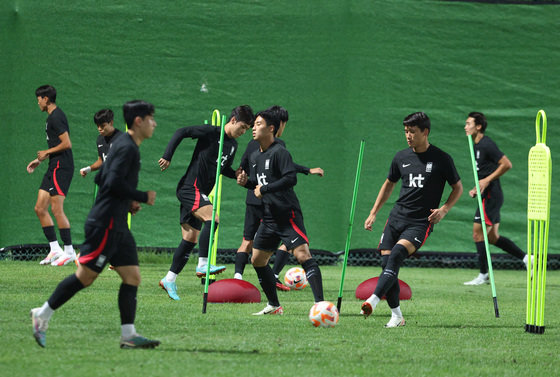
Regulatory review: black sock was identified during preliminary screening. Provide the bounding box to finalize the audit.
[385,280,401,309]
[47,274,85,310]
[170,240,196,274]
[476,241,488,274]
[235,252,250,275]
[254,265,280,306]
[272,249,290,276]
[198,220,218,259]
[301,258,324,302]
[380,254,389,270]
[59,228,72,246]
[118,283,138,325]
[494,236,525,260]
[374,244,408,298]
[42,226,57,243]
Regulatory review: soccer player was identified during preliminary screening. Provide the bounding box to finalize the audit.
[237,109,324,315]
[360,112,463,327]
[26,85,76,266]
[79,109,123,177]
[30,100,160,349]
[233,106,324,292]
[158,105,254,301]
[463,112,530,286]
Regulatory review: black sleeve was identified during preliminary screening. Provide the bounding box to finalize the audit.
[260,149,297,194]
[161,125,212,161]
[293,162,310,175]
[239,146,251,172]
[103,145,148,203]
[222,166,236,179]
[387,153,401,183]
[444,154,461,185]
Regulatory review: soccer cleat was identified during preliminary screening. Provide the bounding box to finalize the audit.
[252,304,284,316]
[463,274,489,286]
[275,278,291,291]
[385,316,406,328]
[30,308,48,347]
[51,252,77,266]
[159,279,180,300]
[360,302,373,319]
[40,249,63,265]
[195,264,226,277]
[120,335,161,349]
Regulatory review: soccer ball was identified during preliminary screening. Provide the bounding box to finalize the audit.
[284,267,308,290]
[309,301,339,328]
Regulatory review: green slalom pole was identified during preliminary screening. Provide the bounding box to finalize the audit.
[337,140,365,313]
[467,134,499,318]
[202,114,226,313]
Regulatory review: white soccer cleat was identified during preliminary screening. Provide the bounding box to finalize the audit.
[30,308,48,347]
[385,316,405,328]
[463,273,489,286]
[524,255,534,270]
[51,252,77,266]
[252,304,283,316]
[40,249,64,265]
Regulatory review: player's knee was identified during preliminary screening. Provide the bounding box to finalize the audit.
[293,248,311,264]
[472,232,483,242]
[122,274,141,286]
[34,204,48,216]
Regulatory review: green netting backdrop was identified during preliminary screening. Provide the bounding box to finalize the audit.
[1,1,559,262]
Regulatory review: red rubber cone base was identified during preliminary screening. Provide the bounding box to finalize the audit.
[355,277,412,300]
[207,279,262,303]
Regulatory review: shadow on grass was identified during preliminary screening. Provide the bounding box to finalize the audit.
[157,347,262,354]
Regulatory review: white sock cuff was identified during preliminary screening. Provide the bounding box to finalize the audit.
[198,257,208,267]
[165,271,178,282]
[121,324,136,339]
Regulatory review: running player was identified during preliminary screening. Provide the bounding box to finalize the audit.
[158,105,254,301]
[233,106,324,291]
[463,112,529,285]
[27,85,76,266]
[30,100,160,349]
[80,109,122,177]
[360,112,463,327]
[237,109,324,315]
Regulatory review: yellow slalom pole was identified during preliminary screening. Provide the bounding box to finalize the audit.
[526,110,552,334]
[207,110,222,283]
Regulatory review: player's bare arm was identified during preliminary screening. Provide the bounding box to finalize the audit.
[158,158,170,171]
[27,158,41,173]
[129,201,141,215]
[365,179,396,231]
[429,180,463,224]
[470,155,512,197]
[237,170,248,186]
[146,190,156,205]
[254,185,263,199]
[309,167,324,177]
[81,157,103,177]
[37,132,72,161]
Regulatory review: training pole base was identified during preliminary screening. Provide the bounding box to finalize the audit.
[201,278,216,285]
[525,324,545,334]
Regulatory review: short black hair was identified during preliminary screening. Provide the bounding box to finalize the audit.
[123,100,155,128]
[228,105,255,126]
[403,112,430,132]
[35,85,57,103]
[256,109,280,135]
[267,105,289,123]
[93,109,114,126]
[468,112,487,133]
